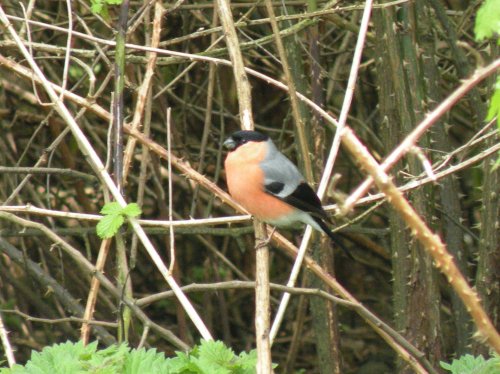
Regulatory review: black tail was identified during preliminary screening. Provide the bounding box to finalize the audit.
[313,217,354,260]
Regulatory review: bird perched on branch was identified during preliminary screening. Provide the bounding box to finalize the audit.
[223,130,337,242]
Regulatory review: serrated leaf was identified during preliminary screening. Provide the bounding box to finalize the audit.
[197,340,234,366]
[236,350,258,374]
[3,340,260,374]
[439,354,500,374]
[188,340,236,374]
[97,214,124,239]
[123,347,174,374]
[100,202,123,215]
[122,203,141,218]
[474,0,500,41]
[90,0,104,14]
[20,341,98,373]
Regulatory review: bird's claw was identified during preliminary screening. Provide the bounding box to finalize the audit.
[255,227,276,250]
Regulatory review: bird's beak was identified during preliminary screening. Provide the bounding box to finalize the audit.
[223,137,236,150]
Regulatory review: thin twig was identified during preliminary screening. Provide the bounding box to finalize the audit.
[0,5,213,342]
[0,312,15,367]
[122,1,163,181]
[0,215,188,349]
[341,58,500,214]
[215,0,270,371]
[270,0,374,344]
[81,238,112,345]
[0,204,251,226]
[166,108,175,273]
[1,309,118,328]
[136,280,357,307]
[341,126,500,353]
[0,167,96,180]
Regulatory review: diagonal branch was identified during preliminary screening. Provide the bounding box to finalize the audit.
[0,4,212,343]
[341,125,500,353]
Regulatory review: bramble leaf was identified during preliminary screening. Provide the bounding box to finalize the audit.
[122,203,142,218]
[97,213,124,239]
[100,202,123,215]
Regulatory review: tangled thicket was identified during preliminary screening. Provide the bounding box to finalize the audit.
[0,1,499,373]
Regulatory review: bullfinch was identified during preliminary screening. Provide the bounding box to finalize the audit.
[223,130,337,241]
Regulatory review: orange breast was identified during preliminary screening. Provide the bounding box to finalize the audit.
[225,142,294,221]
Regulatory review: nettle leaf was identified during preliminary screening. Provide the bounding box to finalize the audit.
[197,340,235,365]
[474,0,500,41]
[123,347,172,374]
[167,351,196,373]
[236,350,258,374]
[83,343,128,373]
[97,213,124,239]
[22,341,97,373]
[440,354,500,374]
[1,340,262,374]
[189,340,236,374]
[122,203,142,218]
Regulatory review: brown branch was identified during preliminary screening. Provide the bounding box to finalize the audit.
[215,0,270,371]
[215,0,254,130]
[0,29,443,370]
[341,126,500,353]
[341,58,500,214]
[122,1,164,182]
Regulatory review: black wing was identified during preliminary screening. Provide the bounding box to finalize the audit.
[265,181,330,223]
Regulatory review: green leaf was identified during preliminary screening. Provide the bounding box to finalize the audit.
[486,80,500,123]
[197,340,234,365]
[2,340,262,374]
[235,350,258,374]
[122,203,142,218]
[97,202,141,238]
[22,341,98,373]
[90,0,123,15]
[100,202,123,215]
[189,340,237,374]
[474,0,500,41]
[90,0,104,14]
[97,213,124,239]
[440,354,500,374]
[123,347,174,374]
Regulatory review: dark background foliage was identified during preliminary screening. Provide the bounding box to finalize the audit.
[0,0,498,373]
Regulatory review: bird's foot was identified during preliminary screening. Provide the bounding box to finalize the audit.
[255,227,276,250]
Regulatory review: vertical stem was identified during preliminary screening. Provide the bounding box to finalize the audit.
[113,0,129,191]
[0,4,213,342]
[264,0,312,183]
[254,222,272,374]
[81,238,112,344]
[307,0,341,371]
[215,0,254,130]
[215,0,271,370]
[474,148,500,354]
[113,0,131,343]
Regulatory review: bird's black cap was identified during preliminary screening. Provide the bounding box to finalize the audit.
[223,130,269,150]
